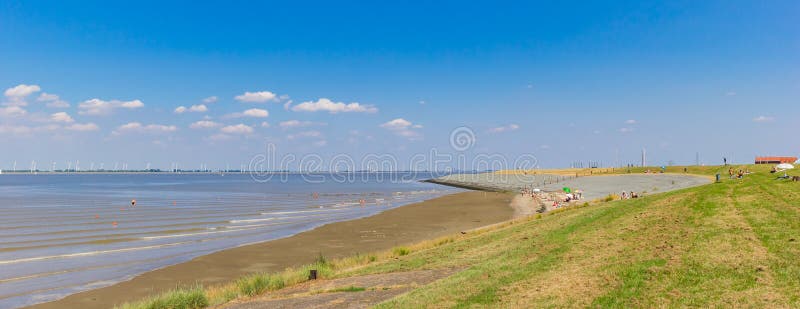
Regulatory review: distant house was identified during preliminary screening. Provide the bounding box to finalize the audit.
[755,156,798,164]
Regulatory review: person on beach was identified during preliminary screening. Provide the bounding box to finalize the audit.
[621,191,627,199]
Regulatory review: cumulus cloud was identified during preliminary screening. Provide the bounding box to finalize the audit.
[235,91,278,103]
[116,122,177,134]
[50,112,75,123]
[220,124,254,134]
[174,104,208,114]
[3,84,41,106]
[202,96,218,104]
[78,98,144,115]
[488,124,520,133]
[226,108,269,118]
[380,118,412,130]
[66,123,99,131]
[0,106,27,117]
[279,120,326,129]
[291,98,377,114]
[189,120,221,129]
[37,92,70,108]
[380,118,422,140]
[753,115,774,122]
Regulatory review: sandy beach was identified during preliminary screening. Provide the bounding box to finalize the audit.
[29,191,514,309]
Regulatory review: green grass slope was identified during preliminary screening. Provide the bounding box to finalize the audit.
[334,164,800,307]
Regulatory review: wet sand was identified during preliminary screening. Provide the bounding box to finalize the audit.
[30,191,513,309]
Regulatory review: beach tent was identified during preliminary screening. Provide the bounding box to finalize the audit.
[776,163,795,170]
[562,187,571,193]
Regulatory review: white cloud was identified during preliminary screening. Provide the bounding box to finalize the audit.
[243,108,269,117]
[189,120,221,129]
[753,115,774,122]
[235,91,278,103]
[625,119,637,124]
[279,120,326,129]
[0,106,27,117]
[174,104,208,114]
[50,112,75,123]
[37,93,70,108]
[380,118,422,140]
[66,123,99,131]
[116,122,177,133]
[619,127,634,133]
[119,100,144,108]
[190,104,208,112]
[292,98,377,114]
[3,84,41,106]
[202,96,218,104]
[287,130,322,140]
[380,118,413,130]
[78,98,144,115]
[225,108,269,118]
[260,121,271,128]
[313,140,328,147]
[220,124,254,134]
[4,84,40,98]
[488,124,520,133]
[540,144,551,150]
[283,100,293,111]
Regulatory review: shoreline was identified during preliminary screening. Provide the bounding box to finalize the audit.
[29,190,514,309]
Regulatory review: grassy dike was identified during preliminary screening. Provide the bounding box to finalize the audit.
[119,164,800,308]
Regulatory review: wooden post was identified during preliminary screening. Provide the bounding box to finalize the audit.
[309,269,317,280]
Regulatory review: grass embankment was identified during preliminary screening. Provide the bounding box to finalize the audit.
[496,165,718,177]
[120,164,800,308]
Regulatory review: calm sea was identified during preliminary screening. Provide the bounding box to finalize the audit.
[0,172,459,308]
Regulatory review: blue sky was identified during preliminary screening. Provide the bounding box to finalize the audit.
[1,0,798,170]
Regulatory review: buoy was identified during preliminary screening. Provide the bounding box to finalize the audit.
[131,199,136,207]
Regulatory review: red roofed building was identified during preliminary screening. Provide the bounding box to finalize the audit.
[755,156,797,164]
